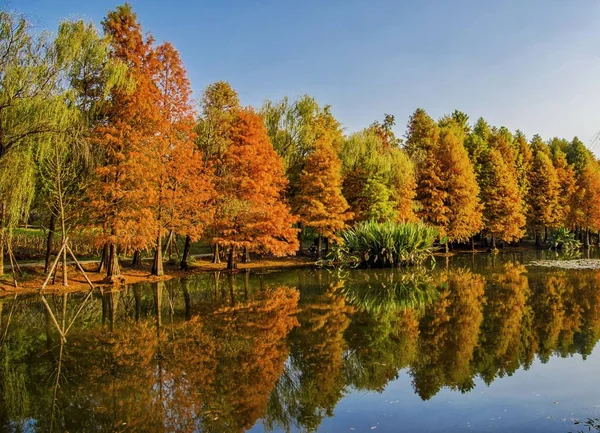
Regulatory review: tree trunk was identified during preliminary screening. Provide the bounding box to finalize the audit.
[535,232,542,248]
[134,285,142,322]
[585,228,590,248]
[444,241,449,254]
[212,243,221,264]
[0,201,5,277]
[105,242,121,283]
[180,235,191,270]
[61,235,68,287]
[317,235,323,259]
[242,247,250,263]
[98,242,109,273]
[44,212,57,274]
[183,280,191,321]
[296,222,304,256]
[470,236,475,251]
[152,235,164,276]
[132,250,142,267]
[544,226,548,244]
[324,237,330,255]
[227,246,237,270]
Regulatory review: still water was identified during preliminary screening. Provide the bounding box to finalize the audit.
[1,251,600,433]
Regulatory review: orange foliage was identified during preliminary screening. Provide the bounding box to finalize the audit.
[212,108,298,258]
[295,139,352,242]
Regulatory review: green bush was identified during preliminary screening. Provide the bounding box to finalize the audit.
[324,220,438,268]
[548,227,581,252]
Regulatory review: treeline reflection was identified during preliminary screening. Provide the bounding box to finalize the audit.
[0,265,599,432]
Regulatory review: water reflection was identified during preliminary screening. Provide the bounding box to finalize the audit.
[0,261,599,432]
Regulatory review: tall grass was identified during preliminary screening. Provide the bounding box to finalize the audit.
[328,220,438,268]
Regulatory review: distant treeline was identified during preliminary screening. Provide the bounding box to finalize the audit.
[0,3,597,281]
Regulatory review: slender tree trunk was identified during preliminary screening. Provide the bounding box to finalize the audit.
[227,246,237,270]
[134,285,142,322]
[585,228,590,248]
[324,237,330,256]
[212,243,221,264]
[470,236,475,251]
[105,242,121,283]
[180,235,191,270]
[154,282,163,336]
[535,232,542,248]
[132,250,142,267]
[444,241,449,254]
[152,239,164,276]
[296,222,304,256]
[242,247,250,263]
[98,242,109,273]
[0,201,5,277]
[317,235,323,259]
[183,280,191,321]
[544,226,548,244]
[44,212,57,274]
[491,235,496,250]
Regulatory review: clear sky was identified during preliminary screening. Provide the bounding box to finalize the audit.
[15,0,600,152]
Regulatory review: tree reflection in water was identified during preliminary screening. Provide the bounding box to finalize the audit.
[0,264,599,432]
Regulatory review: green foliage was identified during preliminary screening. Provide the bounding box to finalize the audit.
[547,227,581,251]
[340,271,439,315]
[326,221,438,268]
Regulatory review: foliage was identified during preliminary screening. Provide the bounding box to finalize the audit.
[547,227,581,251]
[329,220,438,268]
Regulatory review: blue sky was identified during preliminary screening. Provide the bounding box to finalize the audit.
[16,0,600,152]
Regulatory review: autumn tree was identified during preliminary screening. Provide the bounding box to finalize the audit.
[211,108,298,269]
[88,4,160,282]
[571,162,600,245]
[407,110,447,233]
[526,135,560,246]
[196,81,240,263]
[436,119,482,249]
[148,42,215,275]
[552,149,576,228]
[411,112,481,251]
[479,149,526,247]
[295,135,352,258]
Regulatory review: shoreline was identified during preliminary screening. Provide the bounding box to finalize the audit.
[0,256,316,297]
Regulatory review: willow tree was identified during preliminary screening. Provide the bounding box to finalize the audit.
[339,129,415,223]
[37,19,126,282]
[0,10,68,276]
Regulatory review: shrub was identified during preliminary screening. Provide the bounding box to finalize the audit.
[323,220,438,268]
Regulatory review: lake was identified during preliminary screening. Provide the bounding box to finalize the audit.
[1,250,600,432]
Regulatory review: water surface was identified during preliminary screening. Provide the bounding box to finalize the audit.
[1,250,600,432]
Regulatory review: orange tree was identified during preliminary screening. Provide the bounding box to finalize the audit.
[149,42,215,275]
[88,4,159,282]
[212,108,298,269]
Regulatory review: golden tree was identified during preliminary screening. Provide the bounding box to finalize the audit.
[295,137,352,258]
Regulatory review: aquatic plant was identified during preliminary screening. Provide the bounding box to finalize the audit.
[547,227,581,252]
[321,220,438,268]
